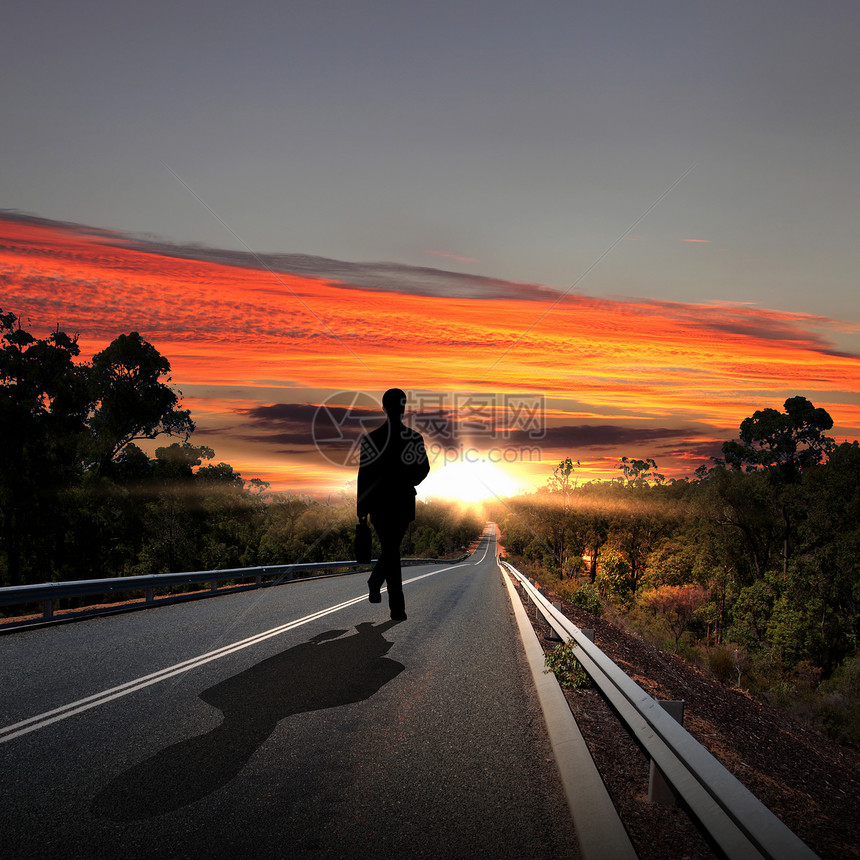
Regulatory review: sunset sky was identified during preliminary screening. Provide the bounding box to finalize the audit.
[2,2,859,501]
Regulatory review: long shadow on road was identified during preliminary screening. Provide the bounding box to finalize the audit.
[93,620,404,820]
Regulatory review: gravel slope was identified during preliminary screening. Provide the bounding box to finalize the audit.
[516,580,860,860]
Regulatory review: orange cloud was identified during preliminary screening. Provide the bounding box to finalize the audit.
[2,213,858,493]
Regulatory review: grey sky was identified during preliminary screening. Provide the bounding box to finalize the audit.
[2,1,858,336]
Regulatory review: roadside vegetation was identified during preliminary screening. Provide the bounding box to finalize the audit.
[493,402,860,748]
[0,311,482,607]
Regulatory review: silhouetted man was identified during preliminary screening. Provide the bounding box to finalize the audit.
[357,388,430,620]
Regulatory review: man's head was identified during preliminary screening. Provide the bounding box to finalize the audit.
[382,388,407,419]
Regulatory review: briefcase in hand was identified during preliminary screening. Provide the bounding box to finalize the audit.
[354,520,372,564]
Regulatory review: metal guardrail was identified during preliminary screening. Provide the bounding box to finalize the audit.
[0,555,466,629]
[499,559,819,860]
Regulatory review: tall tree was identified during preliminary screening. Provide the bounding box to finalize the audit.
[721,396,835,481]
[540,458,584,576]
[721,397,835,577]
[88,332,195,475]
[0,311,90,584]
[611,458,673,592]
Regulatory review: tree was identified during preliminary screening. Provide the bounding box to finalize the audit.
[694,466,778,582]
[616,456,665,487]
[641,584,710,652]
[152,442,214,482]
[727,580,775,648]
[0,311,91,584]
[583,509,610,583]
[787,441,860,672]
[722,397,835,579]
[546,457,579,504]
[595,545,632,604]
[88,332,194,475]
[642,536,699,589]
[721,396,835,481]
[537,458,585,576]
[579,481,613,583]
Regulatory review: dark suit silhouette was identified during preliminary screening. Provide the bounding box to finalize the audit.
[357,388,430,620]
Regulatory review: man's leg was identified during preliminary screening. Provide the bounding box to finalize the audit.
[369,517,409,619]
[367,531,387,599]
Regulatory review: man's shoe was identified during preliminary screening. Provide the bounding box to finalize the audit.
[390,611,407,621]
[368,585,382,604]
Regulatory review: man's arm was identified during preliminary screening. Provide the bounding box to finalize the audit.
[407,433,430,487]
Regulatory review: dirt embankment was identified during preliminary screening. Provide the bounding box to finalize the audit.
[517,579,860,859]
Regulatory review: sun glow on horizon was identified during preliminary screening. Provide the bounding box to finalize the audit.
[419,458,522,504]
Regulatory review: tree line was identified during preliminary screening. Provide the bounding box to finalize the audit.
[494,398,860,744]
[0,312,482,595]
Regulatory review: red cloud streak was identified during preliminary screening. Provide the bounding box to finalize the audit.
[2,214,858,491]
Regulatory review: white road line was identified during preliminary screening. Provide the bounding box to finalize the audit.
[1,557,476,744]
[472,537,491,565]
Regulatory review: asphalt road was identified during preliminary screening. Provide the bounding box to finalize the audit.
[1,526,578,859]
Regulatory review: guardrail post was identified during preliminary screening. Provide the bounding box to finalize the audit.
[42,599,53,619]
[145,587,154,604]
[210,581,218,593]
[581,628,595,643]
[648,700,685,804]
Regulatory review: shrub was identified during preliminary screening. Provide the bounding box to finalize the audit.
[567,582,603,615]
[707,645,735,683]
[816,653,860,746]
[595,546,633,606]
[544,639,592,689]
